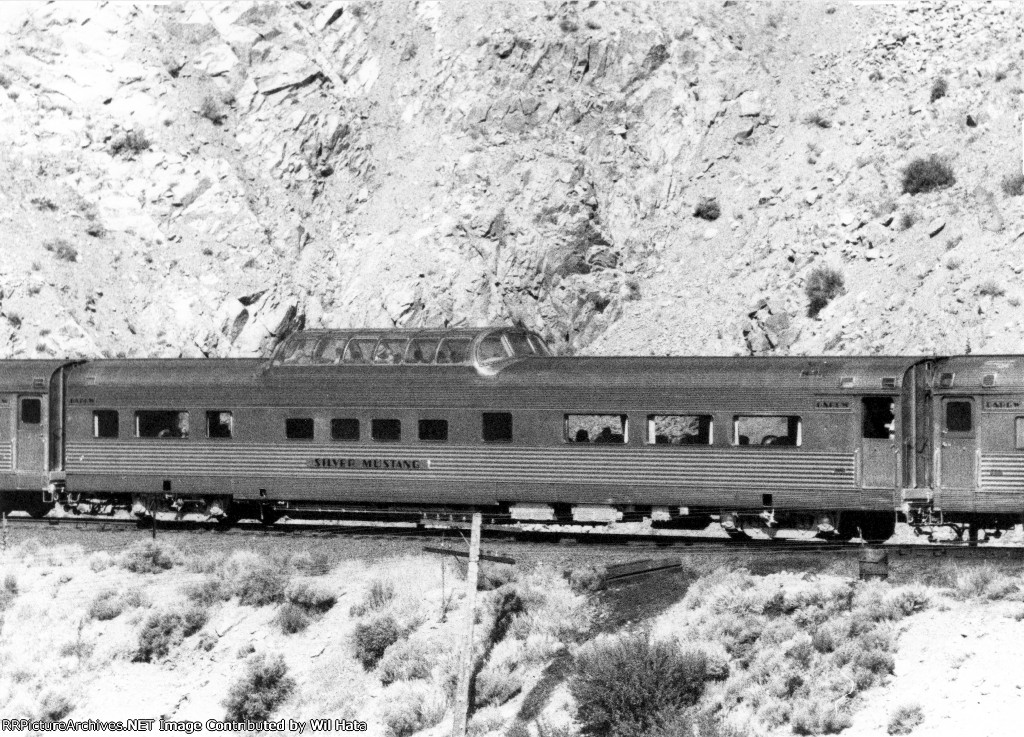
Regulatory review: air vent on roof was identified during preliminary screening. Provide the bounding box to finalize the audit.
[982,374,996,387]
[881,377,897,389]
[839,377,855,388]
[32,378,46,390]
[938,372,955,388]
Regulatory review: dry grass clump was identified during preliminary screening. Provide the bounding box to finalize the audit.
[287,550,333,576]
[379,636,440,685]
[380,681,448,737]
[199,95,227,125]
[223,653,294,721]
[38,692,75,722]
[118,541,179,574]
[978,280,1006,298]
[109,129,150,157]
[570,633,725,737]
[229,556,287,606]
[951,564,1021,600]
[902,155,955,195]
[804,112,832,128]
[134,605,208,662]
[87,552,113,572]
[182,576,230,607]
[474,638,528,708]
[350,577,396,616]
[888,703,924,735]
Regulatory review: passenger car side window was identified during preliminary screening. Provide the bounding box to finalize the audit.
[733,416,800,446]
[285,418,314,440]
[482,413,513,442]
[93,410,118,438]
[137,411,190,439]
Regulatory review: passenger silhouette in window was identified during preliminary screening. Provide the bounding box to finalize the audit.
[574,429,589,443]
[594,427,613,444]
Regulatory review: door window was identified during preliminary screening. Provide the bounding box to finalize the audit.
[862,398,895,439]
[945,401,972,433]
[20,398,41,425]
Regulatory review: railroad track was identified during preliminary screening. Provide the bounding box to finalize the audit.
[4,513,1023,560]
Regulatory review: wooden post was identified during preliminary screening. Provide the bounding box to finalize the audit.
[451,512,482,737]
[151,509,157,541]
[2,512,7,554]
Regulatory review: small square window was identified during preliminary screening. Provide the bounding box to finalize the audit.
[419,419,448,442]
[945,401,972,433]
[482,412,513,443]
[331,418,360,441]
[372,419,401,442]
[286,418,314,440]
[93,410,119,438]
[207,411,233,439]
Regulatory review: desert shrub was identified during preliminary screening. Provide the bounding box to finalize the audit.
[289,550,333,576]
[930,77,948,102]
[223,653,294,721]
[199,95,227,125]
[354,614,401,669]
[505,567,596,645]
[38,692,74,722]
[804,112,832,128]
[888,703,923,735]
[0,72,10,89]
[275,603,311,635]
[474,638,527,708]
[805,265,845,317]
[183,576,229,606]
[118,541,177,573]
[953,565,1019,600]
[88,589,124,621]
[694,197,721,221]
[235,564,287,606]
[87,552,112,572]
[570,634,723,737]
[31,196,58,211]
[979,280,1006,297]
[379,637,438,685]
[134,606,207,662]
[285,580,336,614]
[43,238,78,263]
[1001,173,1024,197]
[898,211,917,231]
[480,565,517,591]
[902,155,955,195]
[351,577,395,616]
[791,698,852,735]
[197,631,218,652]
[6,314,22,329]
[468,706,505,737]
[568,566,604,594]
[109,130,150,157]
[380,681,447,737]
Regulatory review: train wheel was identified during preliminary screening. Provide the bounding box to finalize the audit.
[25,500,53,519]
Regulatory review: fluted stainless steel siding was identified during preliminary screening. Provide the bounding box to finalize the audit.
[0,440,11,470]
[66,441,856,501]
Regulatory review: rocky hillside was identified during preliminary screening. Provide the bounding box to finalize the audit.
[0,0,1021,359]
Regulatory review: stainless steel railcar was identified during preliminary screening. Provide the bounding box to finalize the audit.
[2,328,1023,541]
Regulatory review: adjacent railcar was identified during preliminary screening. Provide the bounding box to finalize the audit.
[3,328,1024,543]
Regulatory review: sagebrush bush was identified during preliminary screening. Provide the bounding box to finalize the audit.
[223,653,294,722]
[87,552,112,572]
[199,95,227,125]
[353,614,402,669]
[804,112,832,128]
[289,550,333,576]
[118,541,177,574]
[183,576,229,606]
[930,76,948,102]
[43,238,78,263]
[380,681,447,737]
[109,130,150,157]
[235,564,287,606]
[953,564,1019,600]
[474,638,527,708]
[286,581,336,613]
[1002,173,1024,197]
[570,634,723,737]
[979,280,1006,298]
[88,589,124,621]
[379,637,437,685]
[134,605,207,662]
[902,155,955,194]
[275,603,311,635]
[888,703,924,735]
[805,265,845,317]
[38,692,74,722]
[791,698,852,735]
[693,197,721,221]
